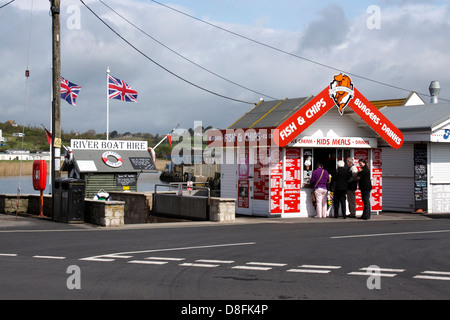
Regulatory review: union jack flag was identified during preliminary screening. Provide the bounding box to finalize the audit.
[60,76,82,106]
[108,75,138,102]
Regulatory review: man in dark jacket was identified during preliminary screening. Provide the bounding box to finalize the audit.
[332,160,351,218]
[346,158,358,217]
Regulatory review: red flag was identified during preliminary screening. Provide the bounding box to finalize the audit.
[42,125,52,146]
[167,134,172,147]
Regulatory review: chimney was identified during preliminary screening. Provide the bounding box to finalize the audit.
[429,81,441,104]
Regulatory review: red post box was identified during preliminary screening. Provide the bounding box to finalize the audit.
[33,160,47,218]
[33,160,47,191]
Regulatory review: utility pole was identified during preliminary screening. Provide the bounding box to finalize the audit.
[50,0,61,218]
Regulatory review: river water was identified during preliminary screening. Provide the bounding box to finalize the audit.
[0,172,168,196]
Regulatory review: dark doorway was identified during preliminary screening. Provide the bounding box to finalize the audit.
[314,148,337,177]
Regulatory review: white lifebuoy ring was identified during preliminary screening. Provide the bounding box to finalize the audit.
[93,191,110,201]
[64,147,73,164]
[102,151,123,168]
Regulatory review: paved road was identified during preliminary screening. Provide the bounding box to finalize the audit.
[1,213,450,304]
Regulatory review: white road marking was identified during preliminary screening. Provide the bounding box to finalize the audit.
[414,271,450,281]
[287,268,331,274]
[300,265,342,269]
[80,242,256,262]
[287,264,341,274]
[348,272,398,278]
[196,259,234,264]
[0,253,18,257]
[179,263,219,268]
[147,257,185,261]
[331,229,450,239]
[348,266,405,278]
[79,254,133,262]
[232,265,272,271]
[109,242,256,255]
[359,267,405,273]
[246,262,287,267]
[413,275,450,281]
[33,255,66,260]
[79,257,115,262]
[128,260,168,265]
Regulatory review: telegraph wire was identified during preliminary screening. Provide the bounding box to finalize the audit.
[150,0,449,102]
[79,0,255,105]
[0,0,15,9]
[99,0,278,101]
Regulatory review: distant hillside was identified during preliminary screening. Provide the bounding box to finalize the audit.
[0,121,214,160]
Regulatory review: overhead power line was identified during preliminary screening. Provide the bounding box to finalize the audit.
[0,0,15,10]
[150,0,449,102]
[79,0,255,105]
[99,0,278,101]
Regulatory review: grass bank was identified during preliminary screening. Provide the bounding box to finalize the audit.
[0,160,170,177]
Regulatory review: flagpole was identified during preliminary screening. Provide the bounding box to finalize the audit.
[153,135,168,150]
[106,66,110,140]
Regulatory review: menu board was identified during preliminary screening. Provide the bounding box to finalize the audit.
[270,148,283,215]
[238,180,250,208]
[284,148,301,213]
[353,149,369,211]
[414,144,428,210]
[372,148,382,211]
[238,148,249,179]
[253,148,269,201]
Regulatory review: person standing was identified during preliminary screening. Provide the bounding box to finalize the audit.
[332,160,351,218]
[357,159,372,220]
[346,157,358,218]
[310,163,329,218]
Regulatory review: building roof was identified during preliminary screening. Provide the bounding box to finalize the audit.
[228,92,428,130]
[370,98,407,109]
[228,97,312,129]
[71,149,157,173]
[379,103,450,131]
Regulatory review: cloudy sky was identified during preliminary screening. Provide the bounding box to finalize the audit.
[1,0,449,136]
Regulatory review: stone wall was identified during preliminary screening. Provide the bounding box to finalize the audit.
[0,194,52,217]
[210,197,235,222]
[108,191,153,224]
[1,192,235,226]
[84,200,125,227]
[0,194,125,227]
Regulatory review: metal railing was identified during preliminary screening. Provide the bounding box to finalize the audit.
[154,183,211,205]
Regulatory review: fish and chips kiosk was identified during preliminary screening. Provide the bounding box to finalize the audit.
[210,74,405,218]
[62,139,157,199]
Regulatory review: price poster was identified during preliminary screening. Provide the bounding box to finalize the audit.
[284,148,301,213]
[354,149,369,211]
[414,144,428,210]
[238,180,249,208]
[372,148,382,211]
[253,148,269,201]
[238,148,249,179]
[270,148,283,215]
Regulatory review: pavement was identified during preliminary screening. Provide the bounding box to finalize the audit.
[1,211,449,231]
